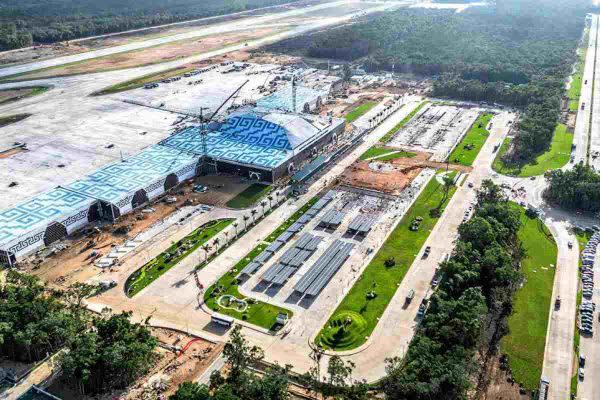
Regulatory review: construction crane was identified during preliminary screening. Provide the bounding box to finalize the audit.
[122,80,249,171]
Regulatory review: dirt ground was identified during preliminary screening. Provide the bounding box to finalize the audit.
[20,176,249,289]
[47,327,223,400]
[340,159,424,195]
[474,355,529,400]
[9,27,284,81]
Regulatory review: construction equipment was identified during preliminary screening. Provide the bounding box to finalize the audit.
[122,80,249,172]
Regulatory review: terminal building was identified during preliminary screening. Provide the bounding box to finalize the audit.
[0,108,345,266]
[160,110,344,182]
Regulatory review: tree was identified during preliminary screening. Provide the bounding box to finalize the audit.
[251,209,258,224]
[223,325,264,386]
[170,382,211,400]
[243,215,250,230]
[60,311,157,394]
[233,221,239,237]
[202,244,212,261]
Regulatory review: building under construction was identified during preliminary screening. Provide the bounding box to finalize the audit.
[0,108,343,266]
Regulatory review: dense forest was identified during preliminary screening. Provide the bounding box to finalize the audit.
[0,0,291,50]
[267,0,588,163]
[383,181,524,399]
[544,164,600,213]
[0,272,157,395]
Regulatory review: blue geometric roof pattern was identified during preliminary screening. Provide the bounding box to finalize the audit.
[256,86,326,113]
[66,145,198,203]
[219,114,293,151]
[0,187,95,248]
[159,113,293,169]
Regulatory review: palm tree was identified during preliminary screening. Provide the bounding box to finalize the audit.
[224,230,230,245]
[267,195,273,209]
[275,191,281,204]
[260,200,267,216]
[233,221,239,237]
[243,215,250,230]
[202,244,211,262]
[435,175,455,214]
[213,237,221,254]
[251,209,258,224]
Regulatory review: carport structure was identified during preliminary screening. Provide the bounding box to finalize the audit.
[0,187,97,266]
[66,145,199,221]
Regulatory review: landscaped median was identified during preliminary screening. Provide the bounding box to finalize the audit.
[379,101,428,143]
[203,196,319,330]
[315,171,457,351]
[345,101,377,123]
[126,218,234,297]
[447,113,493,166]
[500,204,557,390]
[92,65,196,96]
[492,123,574,177]
[359,145,416,161]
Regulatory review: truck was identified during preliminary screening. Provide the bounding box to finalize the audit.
[405,289,415,305]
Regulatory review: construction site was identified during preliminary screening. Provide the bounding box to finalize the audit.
[0,1,519,398]
[387,103,481,162]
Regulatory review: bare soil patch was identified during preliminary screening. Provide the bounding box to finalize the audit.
[9,27,283,81]
[20,177,247,289]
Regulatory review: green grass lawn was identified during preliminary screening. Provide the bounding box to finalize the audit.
[492,124,573,177]
[226,183,271,209]
[359,146,416,161]
[202,196,322,329]
[447,113,493,166]
[500,205,557,391]
[0,113,31,128]
[345,101,377,123]
[126,219,233,296]
[568,34,588,112]
[380,101,428,143]
[315,171,457,351]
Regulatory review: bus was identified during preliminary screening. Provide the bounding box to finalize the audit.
[211,313,234,328]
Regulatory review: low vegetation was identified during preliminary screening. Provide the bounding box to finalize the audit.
[493,124,573,176]
[226,183,271,209]
[359,146,416,161]
[544,163,600,212]
[379,101,428,143]
[316,171,457,351]
[345,101,377,123]
[126,218,233,297]
[447,113,493,166]
[0,86,48,105]
[383,181,525,399]
[500,204,557,390]
[92,65,196,95]
[0,113,31,128]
